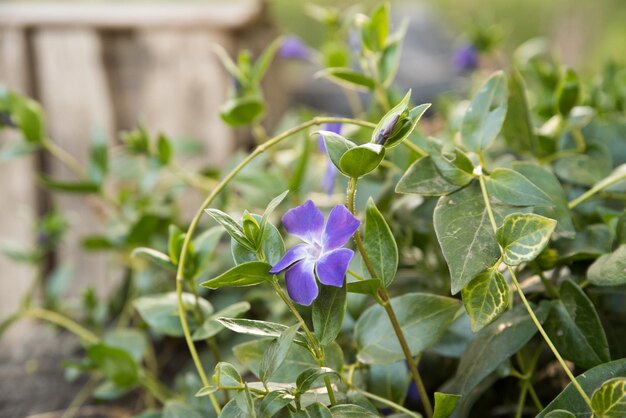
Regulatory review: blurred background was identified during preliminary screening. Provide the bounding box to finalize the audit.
[0,0,624,416]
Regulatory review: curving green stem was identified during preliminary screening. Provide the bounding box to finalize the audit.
[25,308,98,344]
[346,177,434,418]
[477,173,593,409]
[568,170,626,209]
[174,117,376,412]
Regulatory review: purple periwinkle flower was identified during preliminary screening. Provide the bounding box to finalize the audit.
[279,36,311,61]
[453,44,478,73]
[318,122,342,195]
[269,200,360,306]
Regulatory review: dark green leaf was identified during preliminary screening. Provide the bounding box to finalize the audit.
[339,143,385,178]
[537,359,626,417]
[588,244,626,286]
[461,268,509,332]
[312,283,347,346]
[434,183,501,294]
[200,261,272,289]
[461,71,508,153]
[544,411,576,418]
[433,392,461,418]
[367,362,409,407]
[396,156,463,196]
[260,323,299,383]
[545,280,610,369]
[303,403,332,418]
[557,68,580,116]
[88,130,108,184]
[87,343,138,388]
[554,144,612,187]
[257,391,295,417]
[485,168,552,206]
[496,213,557,266]
[363,198,398,286]
[168,224,184,265]
[355,293,460,364]
[38,176,100,193]
[329,404,379,417]
[502,69,539,155]
[347,279,381,296]
[296,367,339,394]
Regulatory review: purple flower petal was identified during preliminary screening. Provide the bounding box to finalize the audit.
[285,259,318,306]
[322,205,360,250]
[279,36,311,60]
[321,163,338,196]
[453,44,478,73]
[315,248,353,287]
[281,200,324,244]
[269,243,308,274]
[317,122,342,153]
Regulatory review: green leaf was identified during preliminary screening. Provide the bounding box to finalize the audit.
[295,367,339,394]
[557,67,580,116]
[216,317,308,346]
[200,261,272,289]
[461,268,509,332]
[232,215,285,266]
[363,198,398,286]
[355,293,460,364]
[452,302,549,396]
[220,96,264,127]
[312,283,347,346]
[88,129,108,184]
[260,323,299,383]
[194,385,217,397]
[257,391,295,417]
[133,292,212,337]
[588,244,626,286]
[461,71,508,153]
[485,168,552,207]
[13,96,45,144]
[347,279,381,296]
[496,213,557,266]
[168,224,184,265]
[163,401,204,418]
[396,156,463,196]
[252,37,282,83]
[156,133,173,165]
[319,130,356,174]
[544,410,576,418]
[213,362,244,388]
[367,2,389,51]
[545,280,610,369]
[434,183,501,294]
[131,247,176,272]
[329,404,379,417]
[554,144,612,187]
[192,301,251,340]
[433,392,461,418]
[427,140,475,187]
[502,69,539,155]
[302,403,332,418]
[317,67,376,91]
[102,329,147,362]
[38,176,101,193]
[205,208,255,250]
[261,190,289,232]
[339,143,385,178]
[591,378,626,418]
[379,39,402,87]
[513,162,575,238]
[537,359,626,417]
[87,343,138,388]
[367,362,410,407]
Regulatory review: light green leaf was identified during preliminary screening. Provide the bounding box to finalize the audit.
[588,244,626,286]
[156,133,173,165]
[591,378,626,418]
[220,95,264,127]
[131,247,176,272]
[544,411,576,418]
[213,362,244,389]
[461,268,509,332]
[192,301,251,340]
[329,404,380,417]
[346,279,381,297]
[427,140,475,187]
[312,283,347,346]
[260,323,299,383]
[339,143,385,178]
[13,96,45,144]
[363,198,398,287]
[316,67,376,91]
[486,168,552,207]
[319,130,356,174]
[433,392,461,418]
[396,156,463,196]
[205,208,255,250]
[496,213,557,266]
[461,71,508,153]
[102,329,147,362]
[545,280,610,369]
[434,183,501,294]
[163,401,204,418]
[252,37,282,83]
[200,261,272,289]
[134,292,212,337]
[216,317,308,346]
[355,293,460,364]
[87,343,139,388]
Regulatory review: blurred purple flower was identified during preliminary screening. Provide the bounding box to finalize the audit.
[318,122,341,195]
[269,200,360,305]
[279,36,311,61]
[453,44,478,73]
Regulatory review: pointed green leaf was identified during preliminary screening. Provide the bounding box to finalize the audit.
[339,143,385,178]
[257,391,295,417]
[591,378,626,418]
[329,404,379,417]
[205,208,255,250]
[427,140,475,187]
[355,293,460,364]
[232,215,285,266]
[131,247,176,272]
[486,168,552,207]
[434,183,501,294]
[213,362,243,389]
[588,244,626,286]
[317,67,376,91]
[192,301,251,340]
[347,279,381,297]
[200,261,272,289]
[462,268,509,332]
[319,130,356,174]
[363,198,398,287]
[433,392,461,418]
[396,156,463,196]
[545,280,610,369]
[502,69,539,155]
[461,71,508,152]
[252,37,282,83]
[38,176,101,193]
[133,292,212,337]
[496,213,557,266]
[303,403,332,418]
[13,96,45,144]
[163,402,204,418]
[216,317,308,346]
[312,283,347,346]
[557,67,580,116]
[544,411,576,418]
[156,133,173,165]
[295,367,339,394]
[260,323,299,383]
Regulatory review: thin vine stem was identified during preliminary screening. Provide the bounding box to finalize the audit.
[355,388,422,418]
[478,171,593,409]
[346,177,434,418]
[25,308,98,344]
[568,170,626,209]
[174,117,376,412]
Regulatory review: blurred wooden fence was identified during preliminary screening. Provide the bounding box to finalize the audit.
[0,1,262,343]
